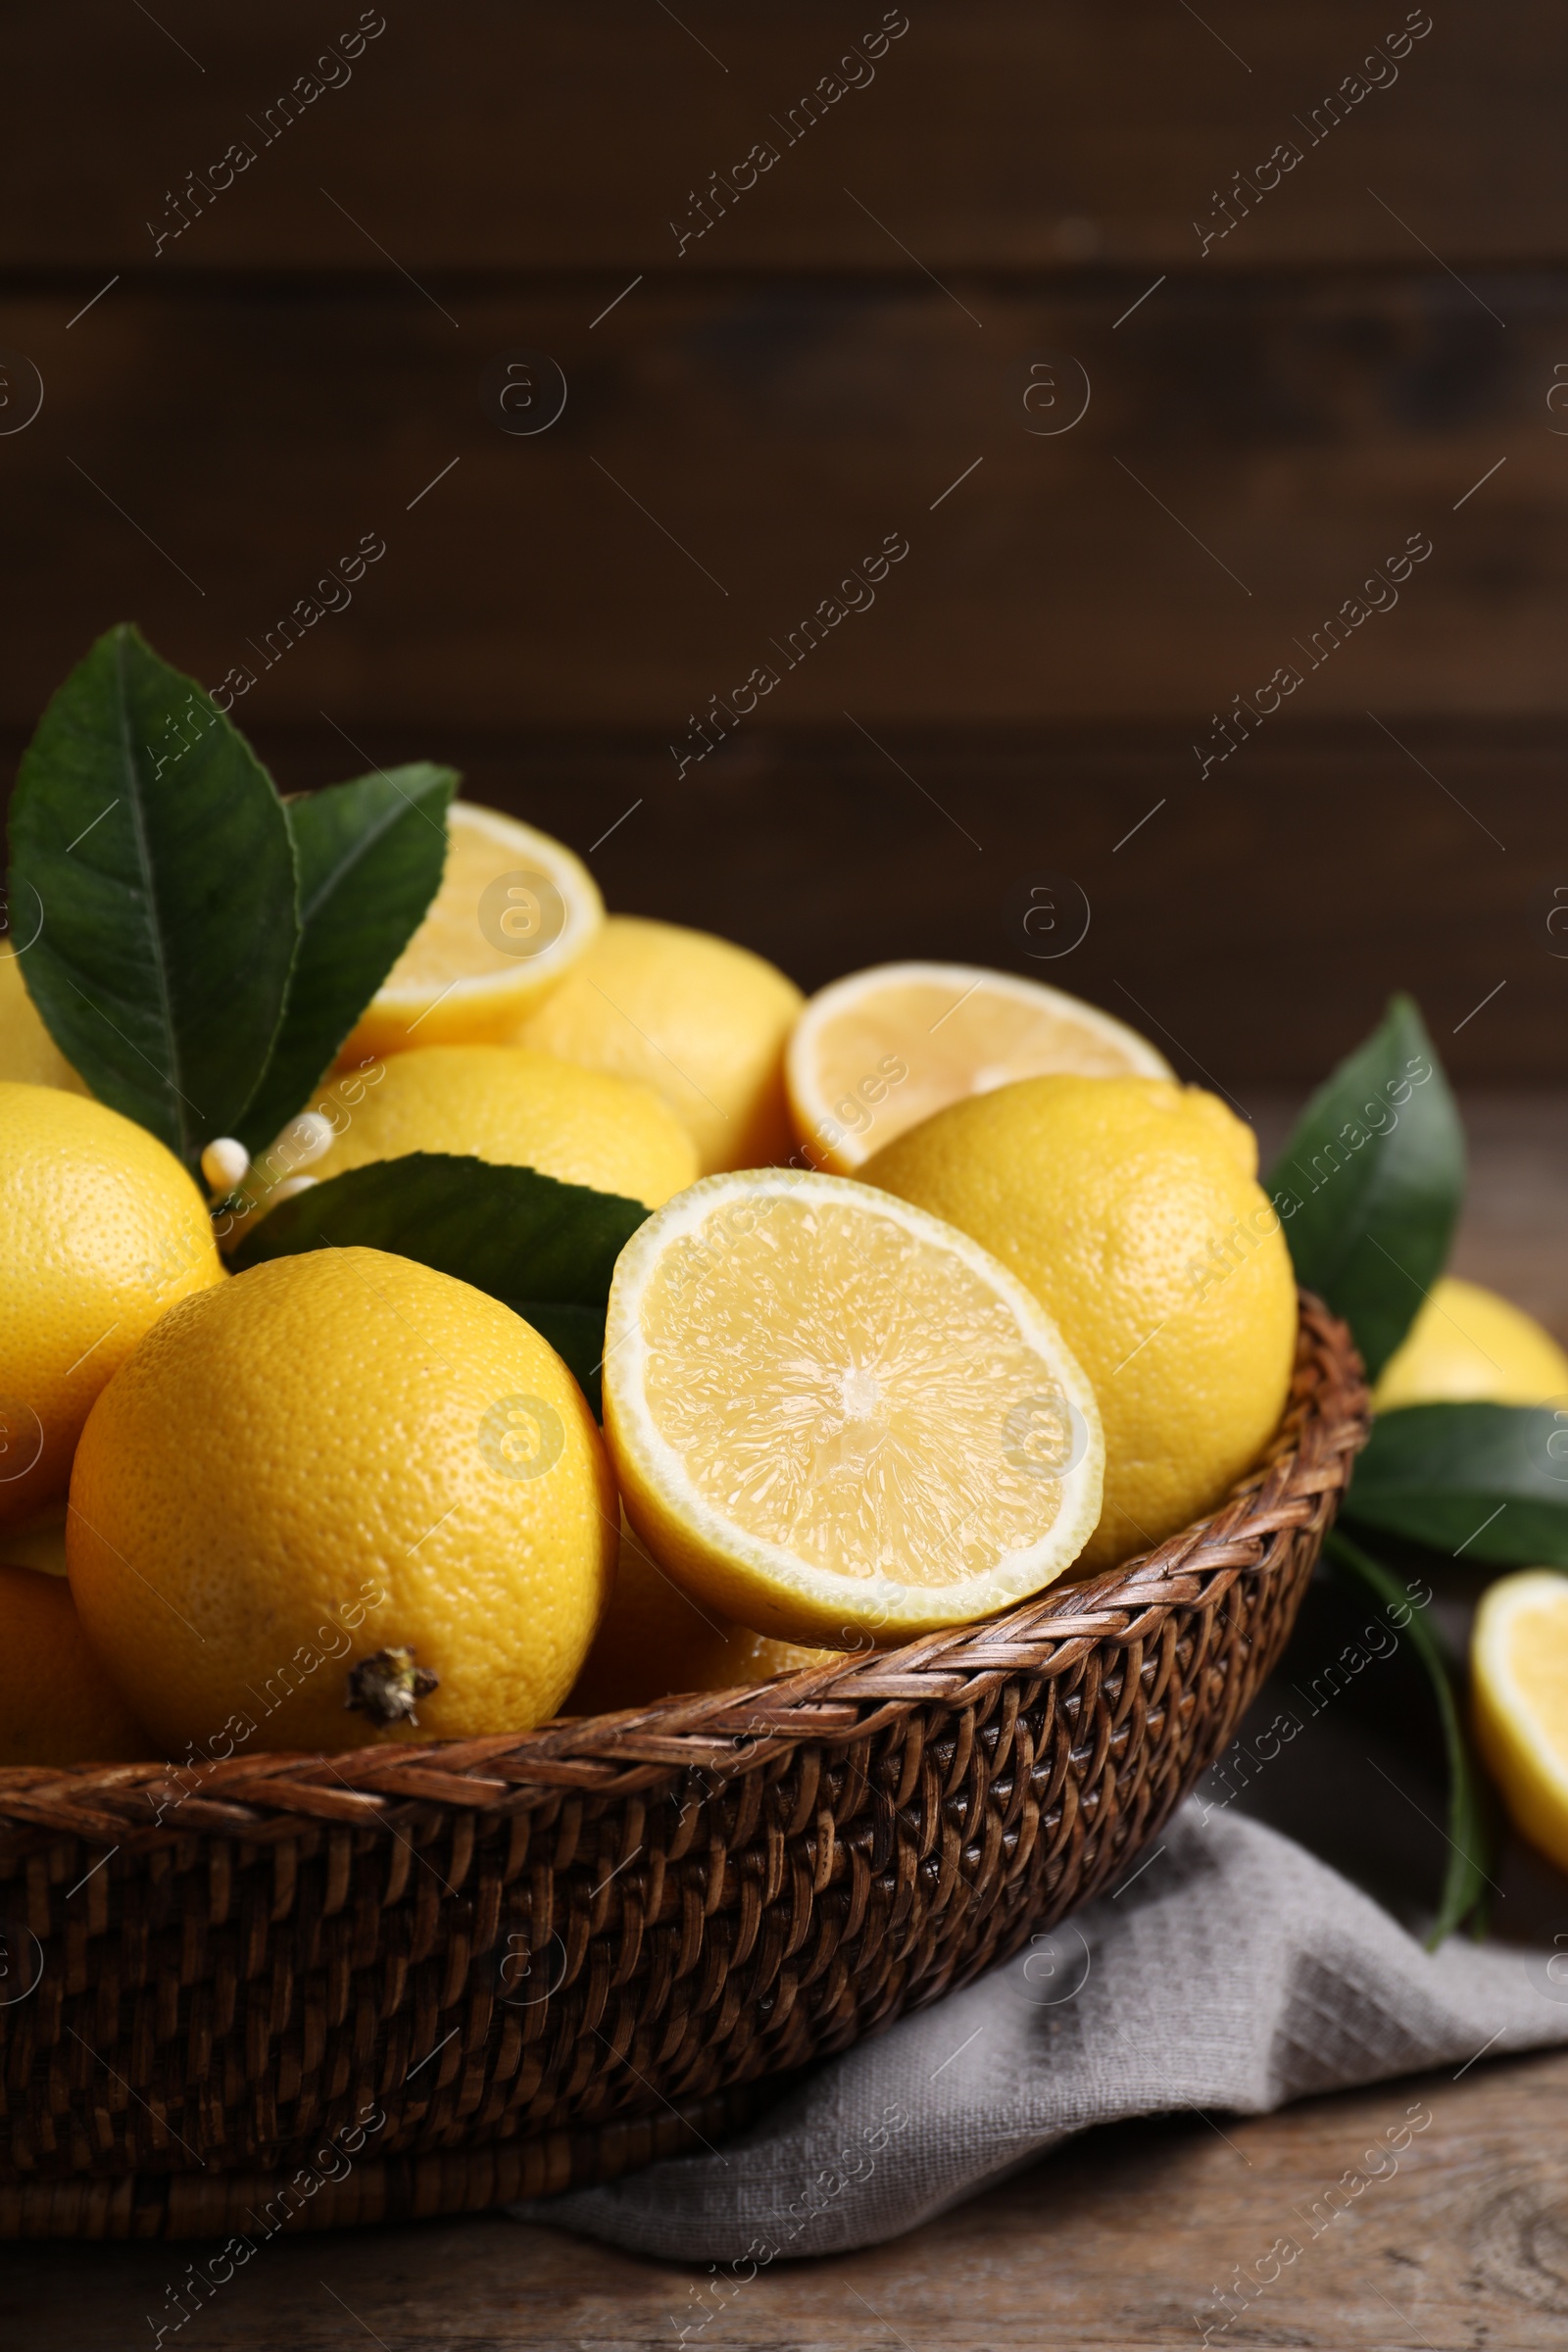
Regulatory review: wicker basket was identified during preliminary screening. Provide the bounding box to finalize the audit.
[0,1293,1365,2240]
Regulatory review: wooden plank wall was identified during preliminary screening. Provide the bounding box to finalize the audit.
[1,2,1563,1081]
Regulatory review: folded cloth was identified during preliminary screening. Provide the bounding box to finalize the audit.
[523,1797,1568,2262]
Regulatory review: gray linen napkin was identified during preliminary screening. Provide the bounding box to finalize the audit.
[524,1710,1568,2263]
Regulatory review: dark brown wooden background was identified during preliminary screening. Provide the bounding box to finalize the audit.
[1,1,1563,1082]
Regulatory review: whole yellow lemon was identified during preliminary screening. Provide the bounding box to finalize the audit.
[568,1516,838,1714]
[862,1075,1298,1571]
[0,1561,151,1765]
[0,1082,222,1526]
[1,1503,67,1577]
[0,950,87,1094]
[1374,1276,1568,1411]
[260,1042,698,1213]
[68,1248,617,1753]
[514,915,803,1174]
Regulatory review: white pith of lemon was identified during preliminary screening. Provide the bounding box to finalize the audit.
[785,960,1172,1173]
[601,1168,1105,1644]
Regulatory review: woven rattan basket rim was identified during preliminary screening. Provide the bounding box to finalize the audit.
[0,1290,1366,1848]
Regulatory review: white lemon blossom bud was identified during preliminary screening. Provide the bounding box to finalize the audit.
[282,1110,335,1169]
[270,1175,319,1205]
[200,1137,250,1196]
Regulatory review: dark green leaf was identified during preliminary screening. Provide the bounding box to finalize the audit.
[1322,1529,1495,1945]
[6,624,297,1167]
[234,765,456,1154]
[1346,1400,1568,1564]
[1265,995,1464,1379]
[228,1152,648,1412]
[515,1304,614,1406]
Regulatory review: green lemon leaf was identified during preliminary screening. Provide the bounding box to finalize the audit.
[234,765,456,1155]
[227,1152,648,1412]
[6,624,297,1169]
[1345,1400,1568,1564]
[1265,995,1464,1379]
[1322,1530,1495,1945]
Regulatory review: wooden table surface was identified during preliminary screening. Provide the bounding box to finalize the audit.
[7,1094,1567,2352]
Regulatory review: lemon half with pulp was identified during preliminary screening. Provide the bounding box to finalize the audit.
[1473,1569,1568,1873]
[786,960,1171,1174]
[340,802,602,1061]
[602,1168,1104,1644]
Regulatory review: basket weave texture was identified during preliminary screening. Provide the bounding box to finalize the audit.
[0,1293,1365,2240]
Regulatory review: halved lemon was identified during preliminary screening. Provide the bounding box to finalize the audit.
[602,1169,1105,1644]
[1473,1569,1568,1872]
[339,802,603,1062]
[785,961,1172,1174]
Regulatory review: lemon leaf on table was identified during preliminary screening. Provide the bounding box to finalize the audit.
[1345,1400,1568,1564]
[228,1151,648,1412]
[1266,994,1464,1379]
[6,624,298,1171]
[1322,1529,1495,1946]
[233,764,457,1155]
